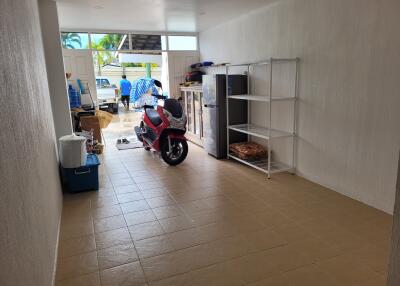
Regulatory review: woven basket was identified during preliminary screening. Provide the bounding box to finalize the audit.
[229,142,267,160]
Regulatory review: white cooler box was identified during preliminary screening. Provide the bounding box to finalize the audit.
[59,134,87,168]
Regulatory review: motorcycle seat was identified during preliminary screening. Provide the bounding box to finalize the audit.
[145,108,162,126]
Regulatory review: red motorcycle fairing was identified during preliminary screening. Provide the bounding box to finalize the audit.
[166,131,186,141]
[142,106,186,151]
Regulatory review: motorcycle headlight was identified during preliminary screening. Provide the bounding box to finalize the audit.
[163,110,186,130]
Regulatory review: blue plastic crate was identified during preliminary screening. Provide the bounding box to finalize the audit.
[62,154,100,193]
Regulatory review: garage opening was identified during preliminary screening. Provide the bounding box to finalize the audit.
[61,31,198,151]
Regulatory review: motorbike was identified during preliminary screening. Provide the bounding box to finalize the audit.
[134,81,188,166]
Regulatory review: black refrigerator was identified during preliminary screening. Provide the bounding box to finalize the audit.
[202,74,248,159]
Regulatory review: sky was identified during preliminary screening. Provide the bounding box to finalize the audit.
[62,33,108,49]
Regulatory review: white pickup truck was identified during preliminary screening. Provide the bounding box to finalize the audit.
[96,77,119,114]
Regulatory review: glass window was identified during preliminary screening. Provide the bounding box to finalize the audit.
[96,78,111,87]
[91,33,125,50]
[60,32,89,49]
[168,36,197,51]
[130,34,162,50]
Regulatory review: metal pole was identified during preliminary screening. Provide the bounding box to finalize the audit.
[247,65,251,142]
[226,66,230,159]
[292,58,300,174]
[146,63,151,78]
[128,33,132,50]
[268,58,273,179]
[88,32,92,49]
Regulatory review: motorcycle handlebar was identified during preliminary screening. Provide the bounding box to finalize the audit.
[151,94,168,100]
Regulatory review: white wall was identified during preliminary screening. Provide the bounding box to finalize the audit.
[0,0,63,285]
[388,153,400,285]
[199,0,400,213]
[39,0,73,141]
[96,67,162,87]
[167,51,200,98]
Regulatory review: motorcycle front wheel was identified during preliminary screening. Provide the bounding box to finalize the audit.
[161,137,188,166]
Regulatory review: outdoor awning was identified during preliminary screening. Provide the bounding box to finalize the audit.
[118,53,162,65]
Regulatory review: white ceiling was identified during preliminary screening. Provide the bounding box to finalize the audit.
[56,0,276,32]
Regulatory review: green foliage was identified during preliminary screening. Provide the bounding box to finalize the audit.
[97,34,122,50]
[92,49,113,74]
[61,33,82,49]
[121,63,158,68]
[91,34,122,74]
[62,33,158,75]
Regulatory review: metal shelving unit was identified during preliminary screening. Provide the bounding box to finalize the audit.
[226,58,300,179]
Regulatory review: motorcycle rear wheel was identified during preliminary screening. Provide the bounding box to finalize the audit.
[161,138,188,166]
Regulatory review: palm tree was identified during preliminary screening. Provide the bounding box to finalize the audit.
[90,34,122,75]
[61,33,82,49]
[91,42,113,76]
[98,34,122,50]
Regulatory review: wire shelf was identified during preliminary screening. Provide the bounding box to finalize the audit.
[228,94,296,102]
[228,124,294,140]
[228,153,293,174]
[226,58,299,67]
[226,57,299,178]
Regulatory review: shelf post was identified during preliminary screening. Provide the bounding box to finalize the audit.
[226,65,230,159]
[268,58,273,179]
[247,65,251,142]
[292,58,300,174]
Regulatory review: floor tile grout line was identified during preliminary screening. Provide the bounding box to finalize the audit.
[132,222,289,265]
[95,180,118,286]
[87,193,101,281]
[122,203,151,286]
[59,204,280,254]
[59,142,391,285]
[98,209,288,281]
[62,203,380,269]
[94,192,290,241]
[145,242,293,285]
[55,269,102,283]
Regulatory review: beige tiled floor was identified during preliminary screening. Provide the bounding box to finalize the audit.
[57,113,392,285]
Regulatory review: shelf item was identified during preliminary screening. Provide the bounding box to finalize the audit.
[228,94,296,102]
[228,124,294,140]
[226,57,299,179]
[228,153,293,174]
[229,142,267,161]
[201,63,230,69]
[61,154,100,193]
[180,85,202,92]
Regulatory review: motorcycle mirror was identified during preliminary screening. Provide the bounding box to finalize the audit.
[154,80,163,90]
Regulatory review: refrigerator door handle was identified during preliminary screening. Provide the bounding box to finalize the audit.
[204,104,218,108]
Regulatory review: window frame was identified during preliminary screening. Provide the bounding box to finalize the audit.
[60,30,199,53]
